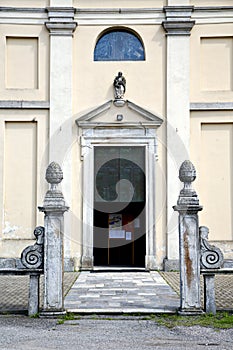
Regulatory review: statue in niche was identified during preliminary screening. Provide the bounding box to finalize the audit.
[113,72,126,100]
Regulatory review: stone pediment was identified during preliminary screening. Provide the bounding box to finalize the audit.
[75,100,163,128]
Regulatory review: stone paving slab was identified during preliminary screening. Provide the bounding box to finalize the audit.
[0,273,79,313]
[160,272,233,311]
[64,271,180,314]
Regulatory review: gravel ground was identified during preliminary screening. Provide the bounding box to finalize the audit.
[0,316,232,350]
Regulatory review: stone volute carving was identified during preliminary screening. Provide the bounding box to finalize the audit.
[200,226,224,269]
[21,226,44,269]
[113,72,126,106]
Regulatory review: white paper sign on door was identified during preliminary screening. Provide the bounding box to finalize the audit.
[109,230,125,239]
[126,232,132,241]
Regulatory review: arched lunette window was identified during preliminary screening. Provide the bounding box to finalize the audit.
[94,29,145,61]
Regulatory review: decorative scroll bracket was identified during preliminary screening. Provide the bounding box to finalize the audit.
[200,226,224,269]
[21,226,44,269]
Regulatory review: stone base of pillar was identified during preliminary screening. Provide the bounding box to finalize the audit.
[203,274,216,315]
[163,259,179,271]
[145,255,158,270]
[28,274,40,316]
[178,308,203,316]
[40,310,66,318]
[81,255,94,270]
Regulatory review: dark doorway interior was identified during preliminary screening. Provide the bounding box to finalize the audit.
[94,202,145,267]
[93,146,146,267]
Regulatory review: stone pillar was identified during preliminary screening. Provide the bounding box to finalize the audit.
[28,274,40,316]
[39,162,69,316]
[45,5,77,267]
[173,160,203,315]
[162,7,195,265]
[203,274,216,315]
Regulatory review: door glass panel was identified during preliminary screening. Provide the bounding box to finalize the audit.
[94,147,145,202]
[94,146,146,267]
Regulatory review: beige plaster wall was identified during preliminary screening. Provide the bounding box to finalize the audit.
[4,122,37,237]
[2,0,232,8]
[190,111,233,257]
[0,19,49,258]
[71,23,166,267]
[75,0,165,8]
[191,0,233,6]
[0,110,48,258]
[0,0,49,7]
[76,0,233,6]
[190,22,233,258]
[1,0,232,265]
[0,24,49,101]
[73,25,165,115]
[190,24,233,103]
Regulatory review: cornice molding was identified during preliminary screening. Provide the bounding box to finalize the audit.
[162,6,195,36]
[194,6,233,11]
[190,102,233,111]
[75,7,164,25]
[0,101,49,109]
[0,6,232,26]
[76,100,163,129]
[162,21,195,35]
[45,7,77,36]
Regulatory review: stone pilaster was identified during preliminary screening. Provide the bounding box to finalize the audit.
[46,7,77,36]
[39,162,69,316]
[162,6,195,264]
[45,7,77,264]
[163,6,195,36]
[173,160,203,315]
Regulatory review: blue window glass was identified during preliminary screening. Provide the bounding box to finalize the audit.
[94,30,145,61]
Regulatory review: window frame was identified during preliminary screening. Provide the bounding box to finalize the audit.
[94,28,145,62]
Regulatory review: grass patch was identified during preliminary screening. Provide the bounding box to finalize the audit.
[150,312,233,329]
[56,312,233,329]
[57,312,77,324]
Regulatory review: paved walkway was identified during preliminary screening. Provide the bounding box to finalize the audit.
[64,271,179,314]
[0,271,232,313]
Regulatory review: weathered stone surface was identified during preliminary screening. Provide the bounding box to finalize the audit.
[162,6,195,36]
[174,160,203,315]
[21,226,44,269]
[113,72,126,100]
[39,162,67,209]
[203,274,216,315]
[39,162,69,315]
[200,226,224,269]
[176,160,201,208]
[0,258,16,269]
[28,274,40,316]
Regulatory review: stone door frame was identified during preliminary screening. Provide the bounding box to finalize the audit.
[80,128,159,270]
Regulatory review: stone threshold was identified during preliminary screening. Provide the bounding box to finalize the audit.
[65,308,178,315]
[92,267,146,272]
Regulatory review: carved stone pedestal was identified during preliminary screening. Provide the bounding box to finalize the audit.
[174,160,203,315]
[39,162,69,316]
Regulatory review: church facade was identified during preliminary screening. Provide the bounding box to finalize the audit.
[0,0,232,270]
